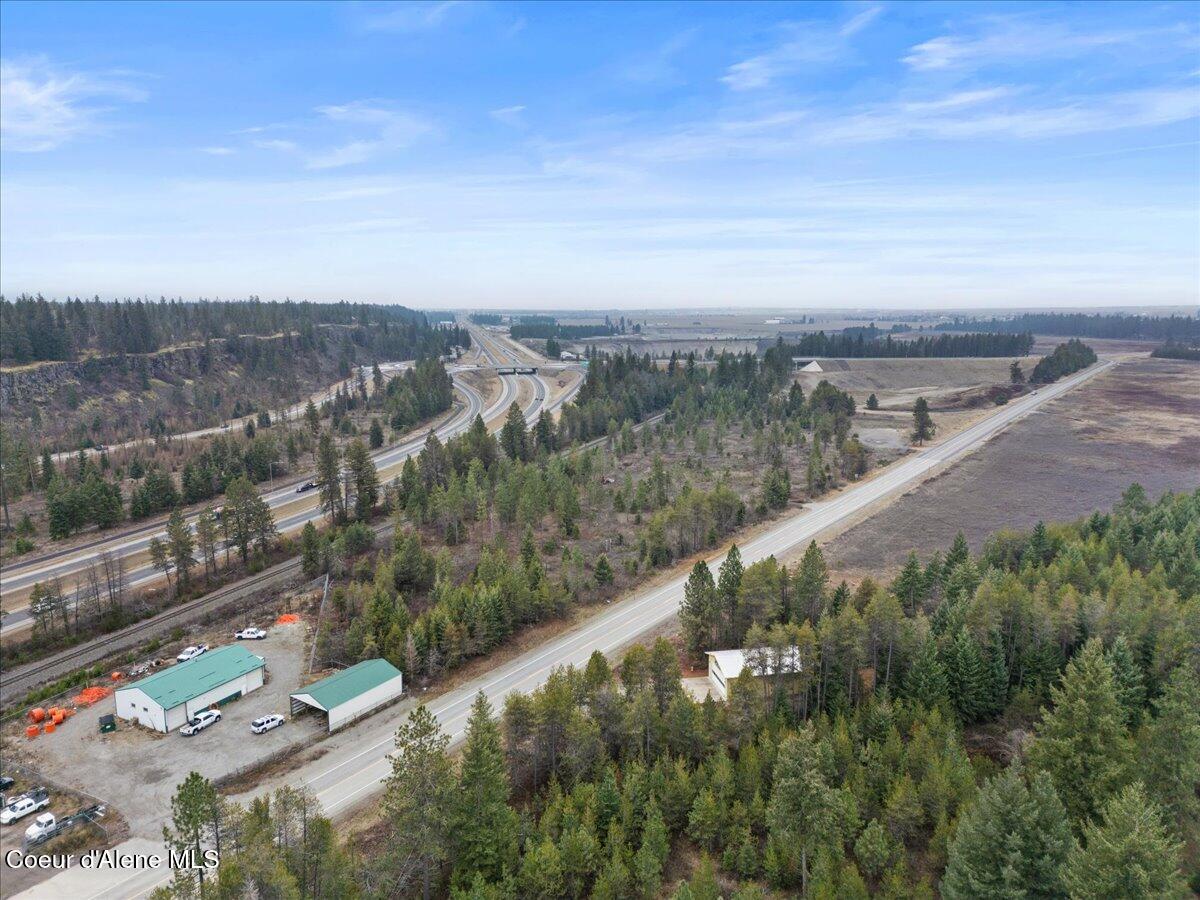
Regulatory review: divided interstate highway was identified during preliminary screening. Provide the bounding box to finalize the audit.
[0,325,576,637]
[27,359,1115,900]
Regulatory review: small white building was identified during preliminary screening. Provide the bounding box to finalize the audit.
[115,645,266,733]
[559,350,580,361]
[705,647,804,701]
[290,659,403,732]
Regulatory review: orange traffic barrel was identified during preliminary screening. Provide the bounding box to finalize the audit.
[44,722,56,734]
[29,707,46,723]
[51,710,65,725]
[25,725,39,738]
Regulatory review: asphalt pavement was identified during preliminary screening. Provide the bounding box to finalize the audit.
[1,328,568,634]
[13,359,1115,900]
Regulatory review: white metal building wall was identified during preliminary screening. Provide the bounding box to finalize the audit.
[115,666,265,733]
[115,687,167,733]
[325,673,403,732]
[707,659,730,701]
[182,667,264,720]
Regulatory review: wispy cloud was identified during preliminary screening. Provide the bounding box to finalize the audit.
[0,57,147,151]
[307,102,432,168]
[555,81,1198,169]
[814,86,1200,143]
[253,138,299,153]
[904,17,1197,71]
[619,28,698,85]
[354,0,468,33]
[722,5,883,90]
[199,146,235,156]
[490,105,526,127]
[840,4,884,37]
[247,102,432,169]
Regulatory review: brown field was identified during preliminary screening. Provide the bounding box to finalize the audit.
[821,357,1200,578]
[794,356,1039,407]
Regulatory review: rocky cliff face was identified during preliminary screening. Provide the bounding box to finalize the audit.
[0,325,358,410]
[1,343,210,408]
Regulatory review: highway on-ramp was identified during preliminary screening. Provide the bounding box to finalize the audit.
[1,327,573,634]
[20,359,1115,900]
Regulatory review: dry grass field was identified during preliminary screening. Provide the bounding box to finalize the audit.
[821,357,1200,578]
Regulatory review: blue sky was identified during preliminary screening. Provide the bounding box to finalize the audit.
[2,0,1198,309]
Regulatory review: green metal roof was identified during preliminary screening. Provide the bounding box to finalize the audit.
[121,645,265,710]
[292,659,401,711]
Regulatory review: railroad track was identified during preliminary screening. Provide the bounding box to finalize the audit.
[0,517,398,706]
[0,350,562,703]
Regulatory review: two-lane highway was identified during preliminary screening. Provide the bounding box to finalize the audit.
[24,358,1117,900]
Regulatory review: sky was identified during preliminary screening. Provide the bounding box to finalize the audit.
[1,0,1198,310]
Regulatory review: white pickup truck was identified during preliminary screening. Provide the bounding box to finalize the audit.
[22,804,107,848]
[1,788,50,825]
[23,813,57,843]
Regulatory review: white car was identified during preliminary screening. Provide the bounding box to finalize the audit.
[235,627,267,641]
[176,645,209,663]
[180,710,221,736]
[250,714,285,734]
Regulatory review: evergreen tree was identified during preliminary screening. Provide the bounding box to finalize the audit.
[717,545,744,646]
[305,399,321,439]
[891,551,925,614]
[806,443,826,496]
[345,438,379,520]
[768,727,839,895]
[369,417,385,450]
[1063,783,1187,900]
[594,553,614,586]
[793,540,828,624]
[1104,635,1145,728]
[854,818,895,880]
[1010,360,1025,384]
[945,628,990,723]
[1025,521,1052,567]
[1140,666,1200,834]
[166,507,195,589]
[39,448,54,489]
[161,772,221,897]
[500,402,528,461]
[903,638,950,709]
[911,397,935,445]
[149,536,174,593]
[382,705,456,900]
[941,766,1072,900]
[680,560,718,655]
[224,476,276,562]
[315,432,344,523]
[195,506,219,580]
[519,836,564,900]
[1027,639,1131,827]
[634,799,670,897]
[452,693,518,888]
[866,393,879,411]
[300,521,324,580]
[944,532,970,573]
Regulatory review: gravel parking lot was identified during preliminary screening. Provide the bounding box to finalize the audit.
[12,621,325,839]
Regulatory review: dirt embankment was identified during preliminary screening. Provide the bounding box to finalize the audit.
[1,326,358,449]
[823,358,1200,577]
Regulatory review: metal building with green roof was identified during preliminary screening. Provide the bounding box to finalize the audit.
[289,659,403,732]
[115,645,266,733]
